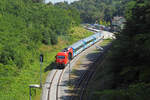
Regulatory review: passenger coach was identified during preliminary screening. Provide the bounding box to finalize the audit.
[55,32,103,68]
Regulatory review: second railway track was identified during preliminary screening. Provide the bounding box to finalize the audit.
[71,44,112,100]
[42,39,112,100]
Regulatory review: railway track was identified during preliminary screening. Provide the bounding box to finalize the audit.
[47,55,81,100]
[70,62,97,100]
[71,44,111,100]
[42,40,111,100]
[47,68,65,100]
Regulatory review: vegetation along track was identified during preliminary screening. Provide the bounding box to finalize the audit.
[71,43,112,100]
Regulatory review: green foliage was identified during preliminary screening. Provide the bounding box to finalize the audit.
[86,0,150,100]
[94,0,150,97]
[55,3,81,26]
[70,0,130,23]
[99,20,111,26]
[0,0,80,67]
[92,83,150,100]
[110,0,150,85]
[0,0,81,99]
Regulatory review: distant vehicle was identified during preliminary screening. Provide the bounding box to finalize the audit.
[55,32,104,68]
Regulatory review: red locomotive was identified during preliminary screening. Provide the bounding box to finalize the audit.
[55,48,73,68]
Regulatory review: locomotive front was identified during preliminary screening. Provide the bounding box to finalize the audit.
[55,52,68,68]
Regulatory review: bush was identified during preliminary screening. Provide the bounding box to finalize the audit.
[92,83,150,100]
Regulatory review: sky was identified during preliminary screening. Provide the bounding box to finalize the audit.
[45,0,79,4]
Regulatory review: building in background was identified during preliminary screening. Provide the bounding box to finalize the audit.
[111,16,126,32]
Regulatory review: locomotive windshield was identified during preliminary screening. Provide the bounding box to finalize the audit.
[57,56,65,59]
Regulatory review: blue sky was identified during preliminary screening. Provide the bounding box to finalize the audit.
[45,0,79,4]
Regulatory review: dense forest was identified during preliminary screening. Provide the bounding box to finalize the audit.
[0,0,81,99]
[0,0,79,71]
[54,0,131,24]
[87,0,150,100]
[0,0,80,77]
[70,0,131,23]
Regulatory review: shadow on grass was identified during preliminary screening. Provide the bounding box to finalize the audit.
[44,62,56,72]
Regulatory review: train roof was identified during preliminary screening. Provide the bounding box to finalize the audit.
[83,33,100,41]
[69,40,84,49]
[69,32,102,49]
[83,35,94,42]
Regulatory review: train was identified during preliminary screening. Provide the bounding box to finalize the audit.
[55,32,104,68]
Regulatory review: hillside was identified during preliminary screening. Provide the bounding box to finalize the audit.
[70,0,131,23]
[86,0,150,100]
[0,0,90,99]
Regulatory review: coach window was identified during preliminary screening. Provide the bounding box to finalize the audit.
[57,56,65,59]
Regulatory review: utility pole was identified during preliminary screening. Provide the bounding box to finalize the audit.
[40,54,44,88]
[69,61,71,84]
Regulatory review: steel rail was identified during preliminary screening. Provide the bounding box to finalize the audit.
[47,38,106,100]
[47,53,83,100]
[47,70,58,100]
[56,69,65,100]
[47,69,65,100]
[79,44,112,100]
